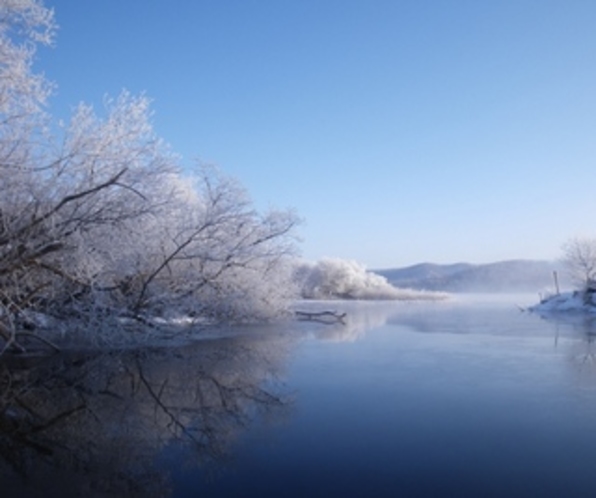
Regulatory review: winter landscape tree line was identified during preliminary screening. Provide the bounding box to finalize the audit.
[0,1,433,354]
[0,1,592,354]
[0,1,305,349]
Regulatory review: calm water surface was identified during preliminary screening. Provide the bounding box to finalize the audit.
[3,295,596,497]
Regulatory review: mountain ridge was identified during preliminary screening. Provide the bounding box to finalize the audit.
[375,259,569,293]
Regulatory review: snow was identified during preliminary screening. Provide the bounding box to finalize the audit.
[529,290,596,314]
[294,257,449,301]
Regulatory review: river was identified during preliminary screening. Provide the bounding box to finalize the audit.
[2,294,596,497]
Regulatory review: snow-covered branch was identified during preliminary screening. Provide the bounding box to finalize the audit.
[293,258,448,301]
[0,1,301,352]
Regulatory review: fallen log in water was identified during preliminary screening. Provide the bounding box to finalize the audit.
[295,310,347,324]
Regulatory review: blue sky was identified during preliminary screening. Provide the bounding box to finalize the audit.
[39,0,596,268]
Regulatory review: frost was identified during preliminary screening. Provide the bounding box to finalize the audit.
[529,290,596,314]
[293,258,448,301]
[0,1,300,352]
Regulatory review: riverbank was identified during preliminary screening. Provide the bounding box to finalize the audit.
[529,289,596,314]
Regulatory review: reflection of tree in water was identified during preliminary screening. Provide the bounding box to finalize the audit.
[0,334,291,497]
[294,300,492,342]
[538,311,596,381]
[302,300,510,341]
[556,315,596,372]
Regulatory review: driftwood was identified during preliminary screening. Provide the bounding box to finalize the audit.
[295,310,347,325]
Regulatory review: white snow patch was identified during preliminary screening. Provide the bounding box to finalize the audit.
[529,290,596,314]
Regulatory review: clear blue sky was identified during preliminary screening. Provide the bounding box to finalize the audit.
[39,0,596,268]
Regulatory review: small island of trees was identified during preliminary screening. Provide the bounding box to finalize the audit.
[530,237,596,314]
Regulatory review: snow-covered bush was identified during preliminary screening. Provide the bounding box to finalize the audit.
[294,258,446,301]
[529,238,596,316]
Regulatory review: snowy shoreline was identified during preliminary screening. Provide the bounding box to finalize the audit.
[528,289,596,314]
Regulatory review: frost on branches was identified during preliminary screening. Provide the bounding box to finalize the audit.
[294,258,447,301]
[0,1,300,351]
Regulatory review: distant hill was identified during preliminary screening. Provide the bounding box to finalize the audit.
[375,260,570,293]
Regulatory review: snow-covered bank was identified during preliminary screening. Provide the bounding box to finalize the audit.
[528,290,596,314]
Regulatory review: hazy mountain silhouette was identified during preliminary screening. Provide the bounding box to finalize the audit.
[375,260,569,293]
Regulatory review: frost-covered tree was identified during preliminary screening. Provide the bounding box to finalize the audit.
[294,258,445,300]
[562,237,596,289]
[0,0,300,351]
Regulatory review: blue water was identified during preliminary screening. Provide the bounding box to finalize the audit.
[167,297,596,497]
[3,295,596,497]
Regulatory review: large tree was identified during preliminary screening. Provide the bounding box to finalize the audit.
[0,1,300,352]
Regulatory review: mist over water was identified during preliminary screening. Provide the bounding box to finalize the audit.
[377,260,569,295]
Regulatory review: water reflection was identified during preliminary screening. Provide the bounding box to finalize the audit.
[545,314,596,376]
[4,300,596,497]
[294,300,404,342]
[296,296,540,341]
[535,309,596,335]
[0,334,292,497]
